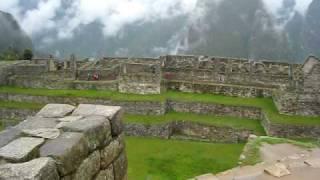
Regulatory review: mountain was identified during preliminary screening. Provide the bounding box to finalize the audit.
[178,0,320,62]
[0,11,32,54]
[303,0,320,58]
[4,0,319,63]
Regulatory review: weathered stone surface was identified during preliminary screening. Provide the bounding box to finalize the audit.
[264,163,290,177]
[22,128,60,139]
[40,132,89,175]
[58,115,83,122]
[60,115,112,152]
[16,117,58,130]
[37,104,75,118]
[113,151,128,180]
[95,165,114,180]
[0,127,21,148]
[304,158,320,168]
[0,137,44,163]
[109,109,124,136]
[100,134,125,169]
[72,104,121,119]
[0,157,59,180]
[195,173,218,180]
[73,151,101,180]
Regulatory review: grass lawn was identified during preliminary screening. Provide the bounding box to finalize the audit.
[0,100,43,109]
[124,112,266,135]
[0,86,319,125]
[126,137,244,180]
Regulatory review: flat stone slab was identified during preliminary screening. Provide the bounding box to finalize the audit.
[195,173,219,180]
[58,116,83,122]
[304,158,320,168]
[22,128,60,139]
[40,132,89,175]
[16,117,58,130]
[60,116,111,151]
[264,163,291,178]
[72,104,121,118]
[0,157,59,180]
[37,104,75,118]
[0,137,44,163]
[0,127,21,148]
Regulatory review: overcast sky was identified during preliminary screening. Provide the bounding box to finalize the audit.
[0,0,313,40]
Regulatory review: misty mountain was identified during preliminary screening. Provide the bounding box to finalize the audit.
[2,0,319,63]
[0,11,32,54]
[178,0,319,62]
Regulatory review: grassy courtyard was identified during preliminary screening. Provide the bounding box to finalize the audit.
[126,137,244,180]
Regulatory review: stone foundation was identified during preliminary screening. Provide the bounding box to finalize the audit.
[0,104,128,180]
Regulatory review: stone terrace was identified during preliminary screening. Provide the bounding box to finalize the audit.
[0,104,127,180]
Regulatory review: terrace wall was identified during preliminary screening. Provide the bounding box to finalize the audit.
[125,121,252,143]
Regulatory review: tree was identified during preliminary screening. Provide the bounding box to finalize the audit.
[23,48,33,60]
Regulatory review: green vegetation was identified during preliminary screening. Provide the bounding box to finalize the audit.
[124,112,265,135]
[240,136,317,165]
[0,48,21,61]
[22,49,33,60]
[0,86,319,125]
[126,137,244,180]
[0,100,43,110]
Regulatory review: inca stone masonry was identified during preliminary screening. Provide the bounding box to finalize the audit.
[0,55,319,116]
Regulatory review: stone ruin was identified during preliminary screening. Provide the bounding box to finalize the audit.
[0,104,127,180]
[0,54,319,116]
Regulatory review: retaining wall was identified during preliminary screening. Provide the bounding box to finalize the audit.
[0,104,128,180]
[125,121,252,143]
[261,112,320,138]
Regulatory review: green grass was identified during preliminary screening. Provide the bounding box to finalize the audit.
[240,136,317,166]
[0,100,43,109]
[0,86,319,125]
[124,112,266,135]
[126,137,245,180]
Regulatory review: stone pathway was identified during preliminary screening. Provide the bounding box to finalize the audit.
[194,143,320,180]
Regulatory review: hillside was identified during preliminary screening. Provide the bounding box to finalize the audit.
[0,11,32,55]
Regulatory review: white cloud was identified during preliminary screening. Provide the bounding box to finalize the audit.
[295,0,313,15]
[0,0,197,39]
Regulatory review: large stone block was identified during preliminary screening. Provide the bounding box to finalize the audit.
[109,108,124,136]
[73,150,101,180]
[0,137,44,163]
[16,117,58,130]
[60,115,112,152]
[37,104,75,118]
[95,164,114,180]
[72,104,121,119]
[0,157,59,180]
[40,132,89,175]
[113,151,128,180]
[100,134,125,169]
[0,127,21,148]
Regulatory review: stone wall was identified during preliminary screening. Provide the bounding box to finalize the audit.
[0,104,128,180]
[0,108,38,127]
[162,55,302,88]
[124,121,252,143]
[165,81,273,98]
[261,112,320,138]
[167,100,262,120]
